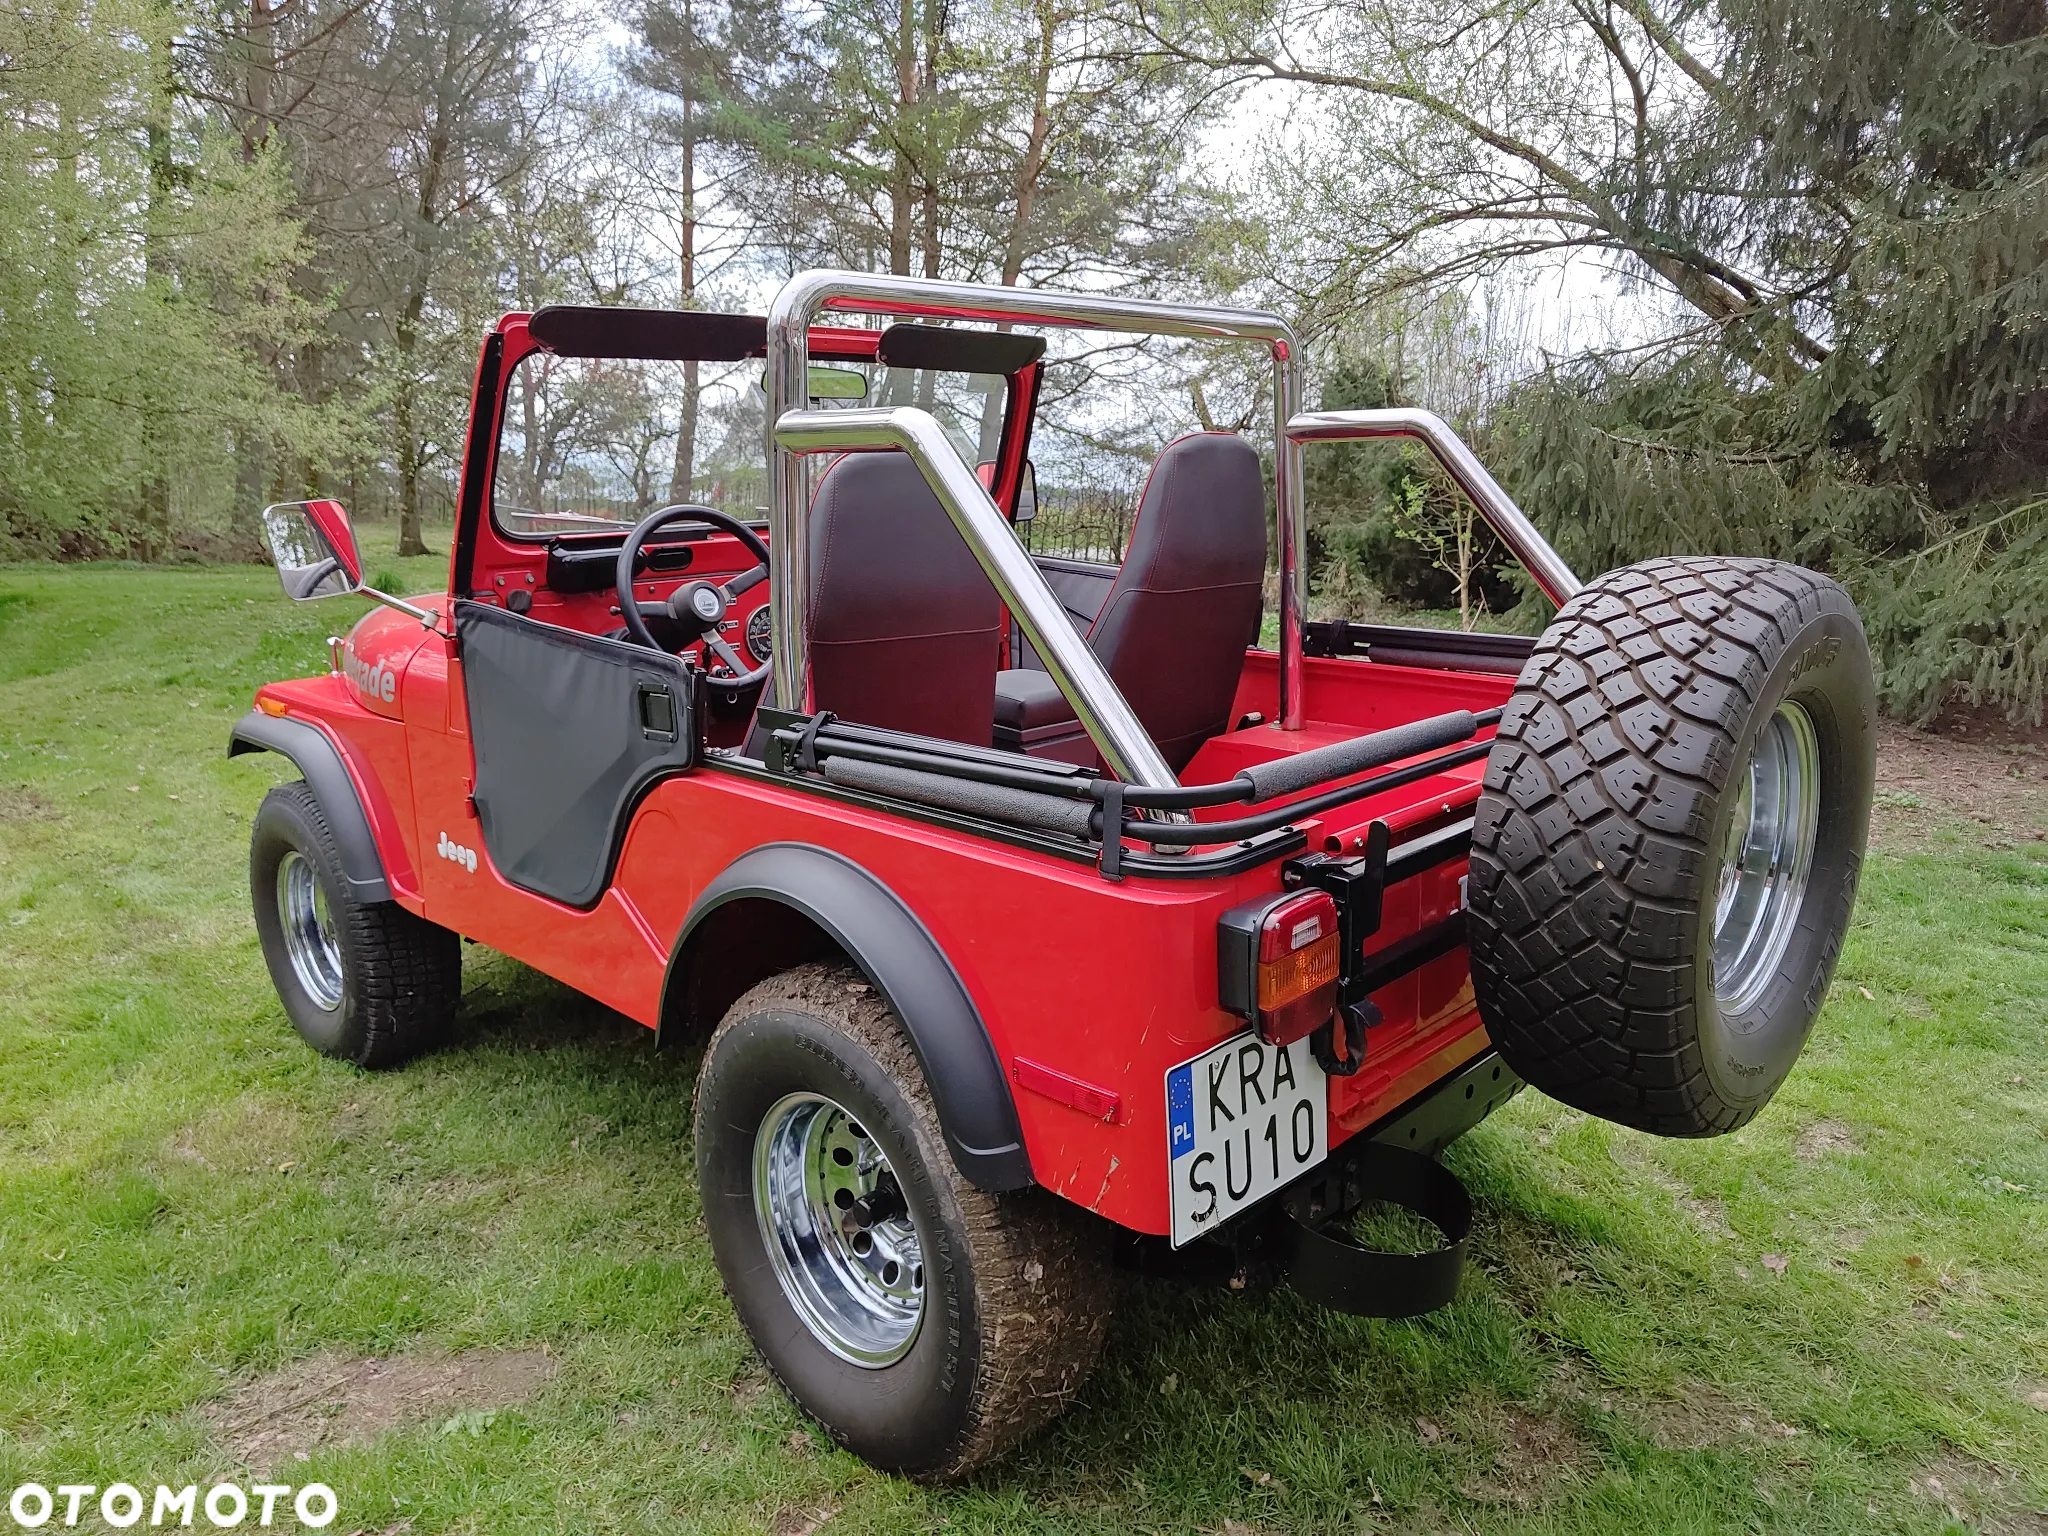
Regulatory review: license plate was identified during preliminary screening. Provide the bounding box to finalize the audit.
[1166,1031,1327,1246]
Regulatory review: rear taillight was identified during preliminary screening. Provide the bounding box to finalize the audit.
[1218,889,1342,1047]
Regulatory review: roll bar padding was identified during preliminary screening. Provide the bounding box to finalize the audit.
[1234,710,1479,803]
[821,755,1096,838]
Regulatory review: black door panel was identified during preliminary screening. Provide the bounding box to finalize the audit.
[455,600,697,908]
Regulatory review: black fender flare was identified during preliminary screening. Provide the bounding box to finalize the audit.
[668,843,1032,1192]
[228,711,392,904]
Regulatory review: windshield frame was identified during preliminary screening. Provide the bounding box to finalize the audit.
[485,317,1038,546]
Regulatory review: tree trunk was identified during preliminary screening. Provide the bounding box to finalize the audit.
[138,19,176,562]
[1455,506,1473,632]
[976,1,1057,456]
[671,359,700,503]
[887,0,917,275]
[921,183,941,280]
[918,0,944,283]
[394,115,449,560]
[396,393,426,558]
[398,441,423,558]
[998,0,1056,288]
[668,60,700,503]
[242,0,277,160]
[395,296,429,558]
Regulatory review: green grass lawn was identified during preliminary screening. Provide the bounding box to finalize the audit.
[2,533,2045,1534]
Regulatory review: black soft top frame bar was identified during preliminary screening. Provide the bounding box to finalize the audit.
[528,306,1047,376]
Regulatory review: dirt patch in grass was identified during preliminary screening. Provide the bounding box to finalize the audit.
[1639,1383,1746,1451]
[1637,1384,1810,1452]
[1909,1452,2048,1535]
[1872,718,2047,851]
[1455,1400,1597,1506]
[1679,1194,1736,1239]
[0,785,59,823]
[767,1504,839,1536]
[163,1096,307,1178]
[203,1349,557,1468]
[1794,1118,1861,1160]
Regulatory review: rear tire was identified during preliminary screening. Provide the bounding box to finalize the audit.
[250,780,459,1068]
[1466,557,1875,1136]
[694,962,1110,1479]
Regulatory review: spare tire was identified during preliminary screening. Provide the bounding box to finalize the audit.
[1466,557,1875,1136]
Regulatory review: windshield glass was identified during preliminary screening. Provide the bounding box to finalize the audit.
[866,365,1009,465]
[492,352,1010,540]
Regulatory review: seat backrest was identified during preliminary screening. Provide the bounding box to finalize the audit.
[1089,432,1267,770]
[808,451,1000,746]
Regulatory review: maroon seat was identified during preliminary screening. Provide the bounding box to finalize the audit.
[994,432,1268,771]
[808,451,1000,746]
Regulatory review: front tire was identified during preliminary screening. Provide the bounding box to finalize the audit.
[250,780,459,1068]
[694,963,1110,1479]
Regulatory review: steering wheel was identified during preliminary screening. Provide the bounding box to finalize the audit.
[615,504,772,687]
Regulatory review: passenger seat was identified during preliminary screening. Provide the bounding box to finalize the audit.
[994,432,1267,771]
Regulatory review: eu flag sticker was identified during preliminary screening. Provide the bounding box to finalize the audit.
[1166,1063,1195,1160]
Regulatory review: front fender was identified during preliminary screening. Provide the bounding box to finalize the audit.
[228,711,391,903]
[669,843,1031,1192]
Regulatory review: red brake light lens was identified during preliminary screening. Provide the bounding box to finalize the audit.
[1252,891,1340,1046]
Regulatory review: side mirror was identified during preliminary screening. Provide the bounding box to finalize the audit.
[260,499,438,628]
[263,499,363,601]
[1014,460,1038,524]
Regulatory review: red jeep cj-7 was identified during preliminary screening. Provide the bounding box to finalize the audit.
[237,271,1876,1477]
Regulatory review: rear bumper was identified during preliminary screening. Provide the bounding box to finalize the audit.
[1361,1045,1523,1160]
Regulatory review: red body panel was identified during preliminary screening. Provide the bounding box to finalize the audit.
[256,636,1510,1235]
[255,311,1518,1237]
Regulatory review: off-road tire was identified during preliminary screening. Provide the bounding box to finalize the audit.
[694,962,1110,1479]
[250,780,459,1068]
[1466,557,1875,1136]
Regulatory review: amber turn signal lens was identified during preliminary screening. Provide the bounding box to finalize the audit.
[1217,887,1344,1047]
[1257,931,1340,1008]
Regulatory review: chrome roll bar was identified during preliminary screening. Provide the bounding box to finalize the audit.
[764,270,1309,735]
[1285,409,1582,608]
[774,405,1180,792]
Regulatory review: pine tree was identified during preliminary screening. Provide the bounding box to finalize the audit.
[1155,0,2048,718]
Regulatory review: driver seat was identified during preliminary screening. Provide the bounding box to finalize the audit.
[806,450,1000,745]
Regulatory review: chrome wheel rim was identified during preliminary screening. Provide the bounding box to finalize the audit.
[752,1092,924,1368]
[1712,702,1822,1014]
[276,850,344,1010]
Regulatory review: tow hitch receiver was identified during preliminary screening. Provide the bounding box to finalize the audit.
[1275,1141,1472,1317]
[1272,1049,1522,1316]
[1140,1050,1519,1316]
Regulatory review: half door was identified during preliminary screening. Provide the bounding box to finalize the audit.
[455,600,698,908]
